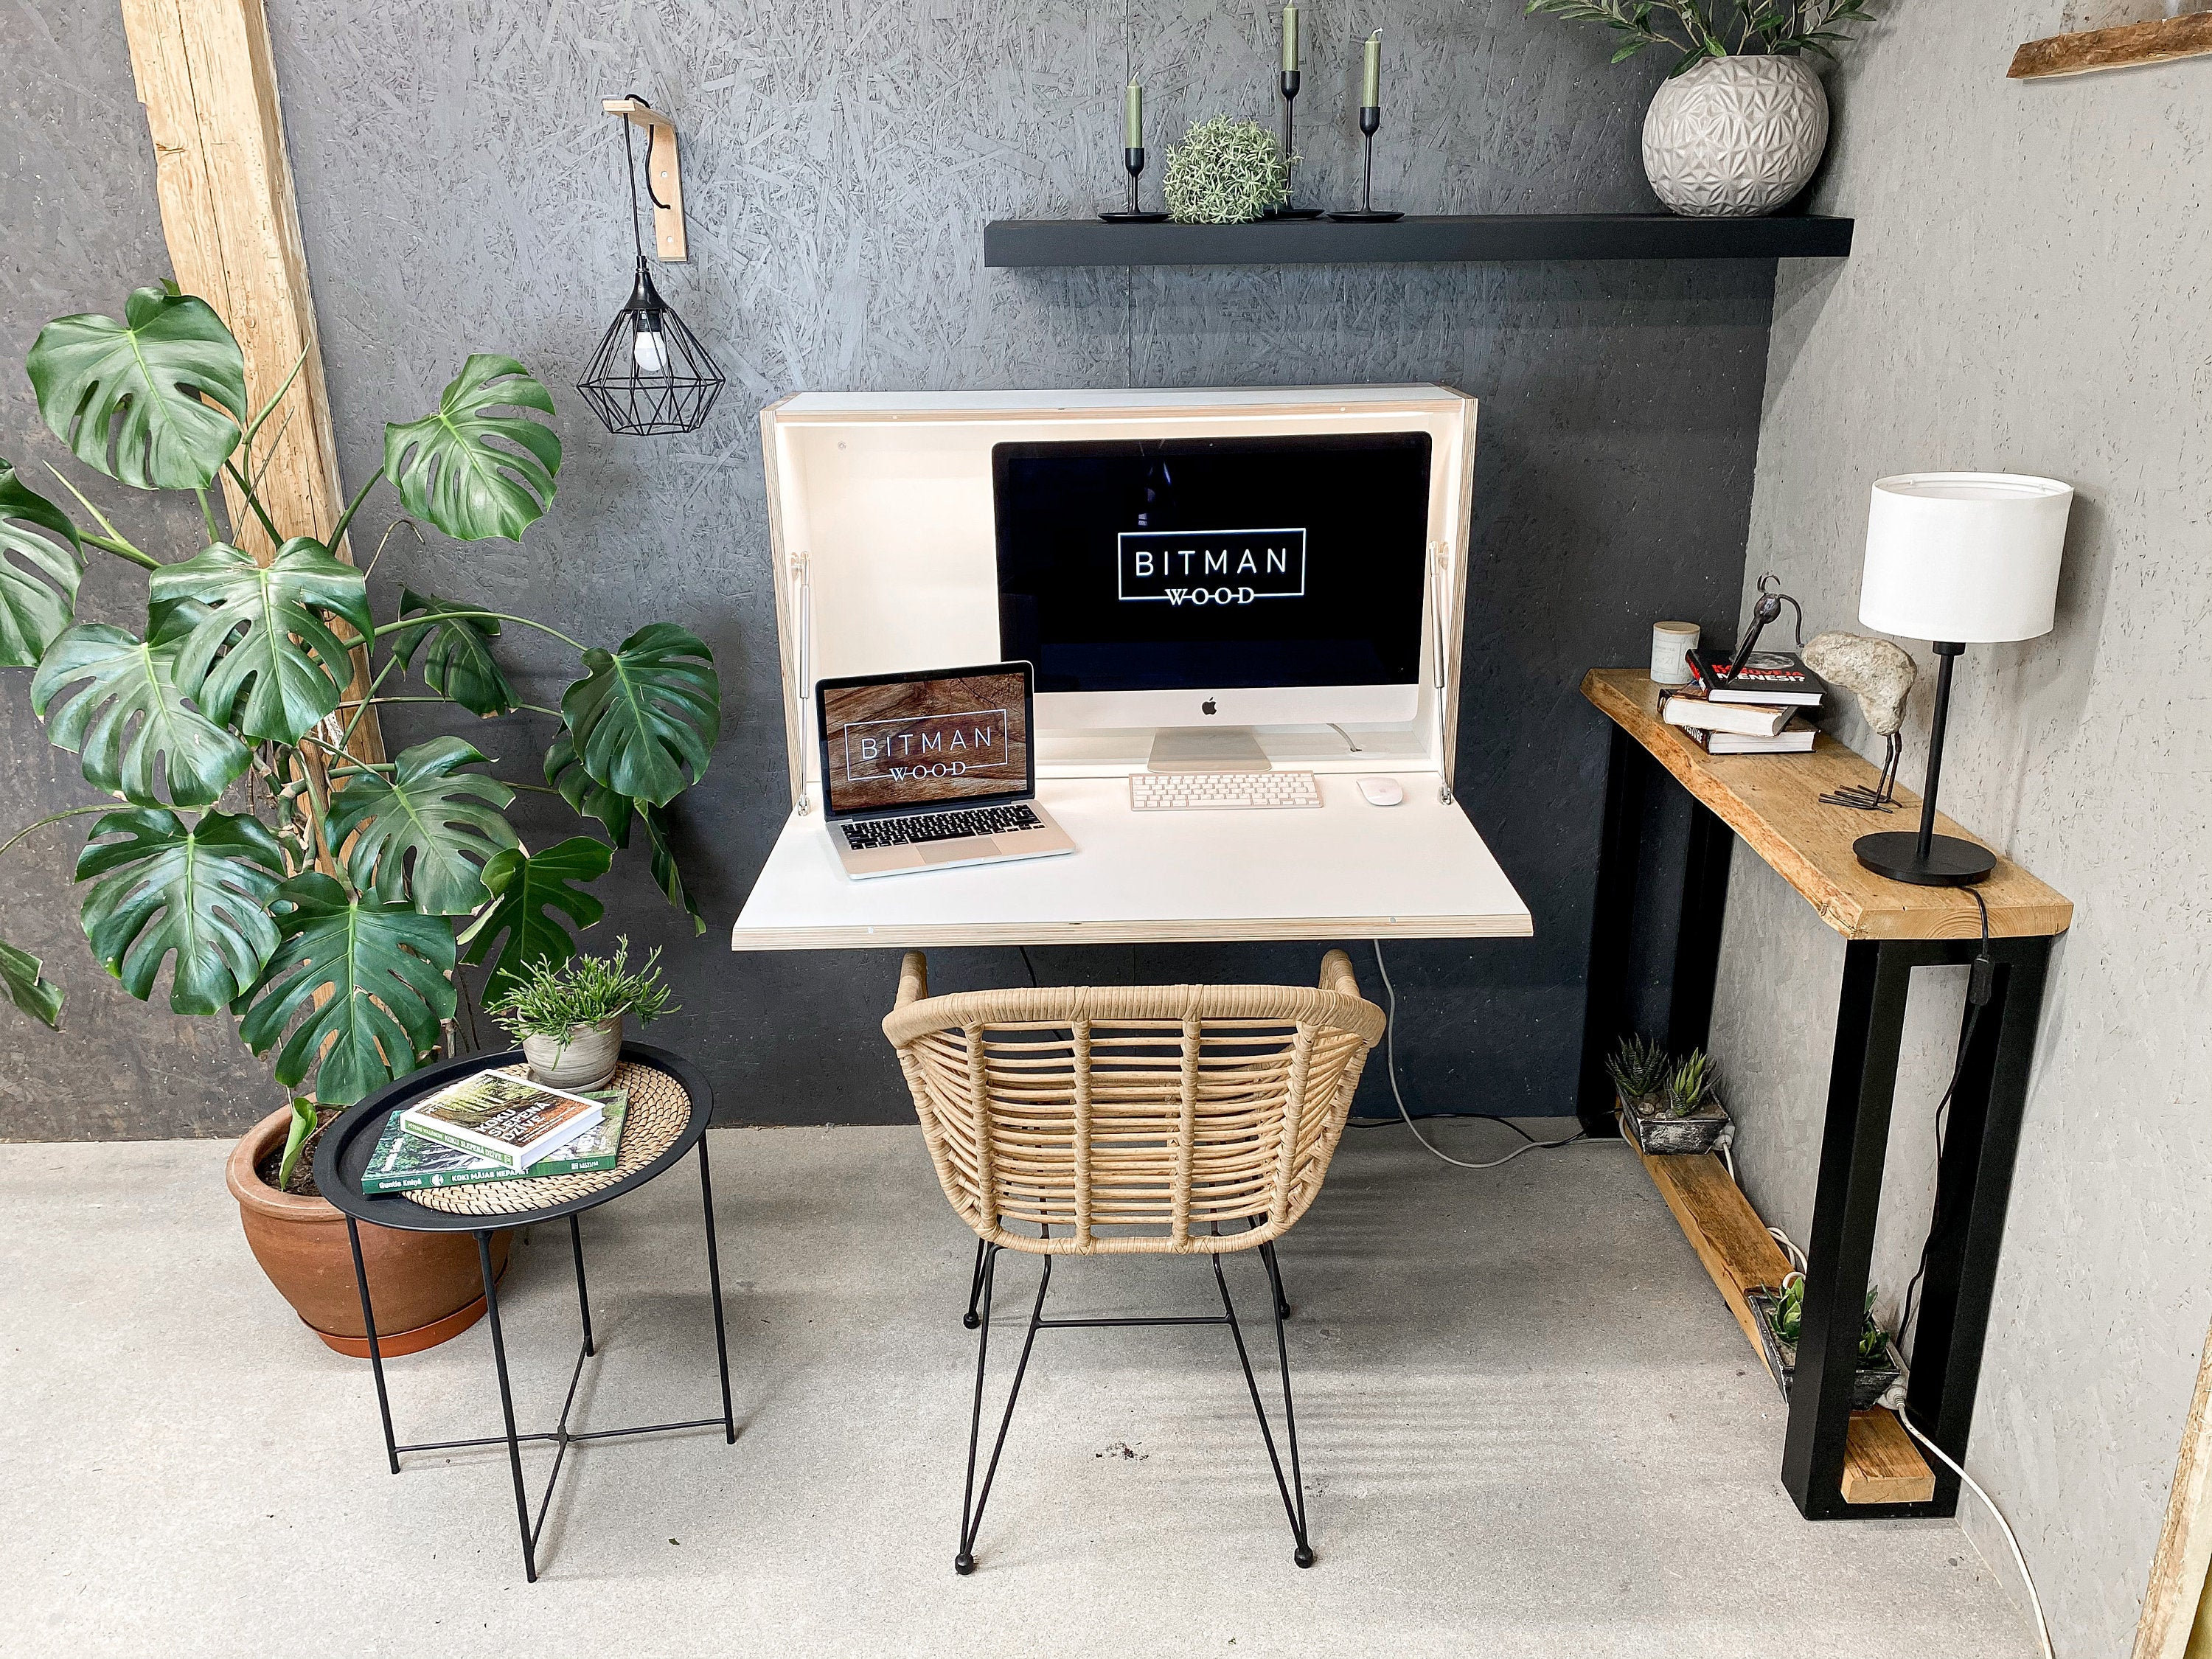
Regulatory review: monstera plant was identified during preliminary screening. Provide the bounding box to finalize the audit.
[0,285,717,1133]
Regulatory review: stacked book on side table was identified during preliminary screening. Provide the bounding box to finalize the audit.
[361,1068,630,1194]
[1659,649,1826,754]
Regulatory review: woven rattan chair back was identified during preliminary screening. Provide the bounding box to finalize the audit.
[883,949,1385,1257]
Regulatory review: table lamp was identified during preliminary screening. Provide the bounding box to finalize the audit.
[1852,471,2072,886]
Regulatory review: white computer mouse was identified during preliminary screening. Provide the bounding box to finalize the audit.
[1357,776,1404,807]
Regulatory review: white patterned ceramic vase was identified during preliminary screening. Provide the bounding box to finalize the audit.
[1641,55,1829,218]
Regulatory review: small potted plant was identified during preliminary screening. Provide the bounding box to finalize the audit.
[487,937,674,1091]
[1749,1273,1901,1409]
[1162,116,1290,224]
[1613,1041,1732,1155]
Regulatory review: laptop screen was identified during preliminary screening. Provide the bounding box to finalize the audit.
[816,663,1034,820]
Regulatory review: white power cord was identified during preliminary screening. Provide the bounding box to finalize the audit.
[1369,942,1589,1169]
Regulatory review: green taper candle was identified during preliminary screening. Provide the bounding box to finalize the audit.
[1281,5,1299,73]
[1362,30,1380,106]
[1124,81,1141,149]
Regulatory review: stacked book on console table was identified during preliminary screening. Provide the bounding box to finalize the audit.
[1660,650,1826,754]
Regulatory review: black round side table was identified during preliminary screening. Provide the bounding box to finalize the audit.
[313,1043,734,1583]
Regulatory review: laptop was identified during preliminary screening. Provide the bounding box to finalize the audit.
[815,662,1076,879]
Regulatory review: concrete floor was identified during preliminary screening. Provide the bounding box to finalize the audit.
[0,1124,2035,1658]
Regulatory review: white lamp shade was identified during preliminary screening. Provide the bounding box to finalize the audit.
[1859,472,2073,644]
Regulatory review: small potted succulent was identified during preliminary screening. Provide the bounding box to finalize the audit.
[1610,1037,1733,1155]
[487,937,674,1091]
[1525,0,1879,218]
[1749,1274,1900,1409]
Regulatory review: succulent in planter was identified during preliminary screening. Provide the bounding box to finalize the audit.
[1770,1273,1890,1365]
[1525,0,1879,217]
[1162,117,1291,225]
[0,284,720,1350]
[1615,1041,1732,1155]
[485,936,674,1091]
[1604,1033,1672,1108]
[1754,1271,1900,1408]
[1663,1048,1720,1119]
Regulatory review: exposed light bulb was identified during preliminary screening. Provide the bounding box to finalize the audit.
[632,324,668,375]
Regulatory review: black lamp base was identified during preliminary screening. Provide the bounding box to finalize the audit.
[1326,209,1403,222]
[1265,206,1326,220]
[1096,209,1168,222]
[1853,831,1996,887]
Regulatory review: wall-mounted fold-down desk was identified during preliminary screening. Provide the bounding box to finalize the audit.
[731,385,1532,951]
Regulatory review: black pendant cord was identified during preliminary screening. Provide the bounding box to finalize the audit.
[619,102,647,265]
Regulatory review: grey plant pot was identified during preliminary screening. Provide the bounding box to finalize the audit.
[1618,1091,1731,1156]
[522,1015,624,1092]
[1641,54,1830,218]
[1747,1288,1901,1411]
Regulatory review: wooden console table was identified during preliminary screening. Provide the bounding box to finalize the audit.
[1579,669,2071,1521]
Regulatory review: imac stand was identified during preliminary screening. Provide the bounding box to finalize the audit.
[1147,728,1273,773]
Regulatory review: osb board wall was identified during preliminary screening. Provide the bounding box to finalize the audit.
[1,0,1780,1138]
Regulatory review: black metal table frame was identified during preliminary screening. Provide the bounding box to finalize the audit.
[1577,728,2056,1520]
[316,1045,736,1581]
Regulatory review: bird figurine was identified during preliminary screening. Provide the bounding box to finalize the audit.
[1803,630,1918,810]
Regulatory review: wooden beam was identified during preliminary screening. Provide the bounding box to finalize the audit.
[2131,1318,2212,1658]
[2010,14,2212,80]
[119,0,382,765]
[600,97,688,262]
[1624,1126,1936,1506]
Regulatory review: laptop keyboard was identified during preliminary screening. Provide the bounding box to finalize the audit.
[841,803,1041,849]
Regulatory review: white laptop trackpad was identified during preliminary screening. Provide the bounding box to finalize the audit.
[919,838,998,863]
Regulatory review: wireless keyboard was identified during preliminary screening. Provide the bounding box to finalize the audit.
[1128,771,1322,811]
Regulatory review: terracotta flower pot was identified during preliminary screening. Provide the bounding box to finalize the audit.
[227,1104,510,1357]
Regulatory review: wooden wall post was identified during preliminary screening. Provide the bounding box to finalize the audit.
[2133,1318,2212,1658]
[117,0,383,764]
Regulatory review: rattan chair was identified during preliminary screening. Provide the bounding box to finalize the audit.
[883,947,1385,1573]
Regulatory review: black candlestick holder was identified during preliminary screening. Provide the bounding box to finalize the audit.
[1099,147,1168,223]
[1267,72,1323,219]
[1328,107,1402,223]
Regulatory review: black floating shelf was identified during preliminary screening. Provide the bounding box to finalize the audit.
[984,213,1854,268]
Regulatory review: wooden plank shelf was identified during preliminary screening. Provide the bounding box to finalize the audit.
[1624,1127,1936,1506]
[983,213,1854,268]
[1582,669,2073,942]
[2010,13,2212,79]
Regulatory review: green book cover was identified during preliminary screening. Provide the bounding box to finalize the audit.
[361,1091,627,1194]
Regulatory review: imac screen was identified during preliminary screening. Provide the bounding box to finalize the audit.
[816,665,1032,817]
[993,432,1432,693]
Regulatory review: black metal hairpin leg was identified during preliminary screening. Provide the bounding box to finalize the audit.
[478,1228,538,1582]
[698,1134,737,1443]
[1217,1247,1315,1566]
[962,1236,988,1329]
[1243,1215,1292,1320]
[568,1215,594,1357]
[956,1244,1053,1574]
[345,1215,400,1475]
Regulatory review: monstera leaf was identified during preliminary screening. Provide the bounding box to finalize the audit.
[383,355,560,543]
[235,872,458,1105]
[544,732,701,931]
[149,538,372,745]
[323,736,516,914]
[27,287,246,490]
[0,462,83,667]
[561,623,719,807]
[74,807,285,1015]
[389,588,516,716]
[462,836,611,990]
[32,615,252,808]
[1,936,64,1029]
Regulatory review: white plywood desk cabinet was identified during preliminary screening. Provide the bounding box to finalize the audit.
[730,386,1531,950]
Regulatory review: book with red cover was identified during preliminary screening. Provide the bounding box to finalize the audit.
[1688,647,1827,707]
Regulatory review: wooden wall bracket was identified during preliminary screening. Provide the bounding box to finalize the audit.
[2010,13,2212,79]
[602,97,688,262]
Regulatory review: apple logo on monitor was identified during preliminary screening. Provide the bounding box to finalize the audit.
[1202,698,1217,715]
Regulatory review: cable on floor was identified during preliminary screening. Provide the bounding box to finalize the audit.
[1369,941,1589,1169]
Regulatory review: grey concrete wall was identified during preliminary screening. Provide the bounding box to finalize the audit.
[1,0,1779,1139]
[1714,4,2212,1652]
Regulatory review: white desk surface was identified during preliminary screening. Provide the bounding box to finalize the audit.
[729,773,1531,950]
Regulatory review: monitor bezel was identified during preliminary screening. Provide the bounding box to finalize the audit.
[814,661,1037,822]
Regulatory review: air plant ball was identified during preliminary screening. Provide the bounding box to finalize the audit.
[1163,117,1290,224]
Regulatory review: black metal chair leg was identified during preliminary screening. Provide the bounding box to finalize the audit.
[568,1214,594,1357]
[956,1246,1052,1575]
[1243,1216,1292,1319]
[698,1133,737,1444]
[345,1216,400,1475]
[1260,1242,1312,1561]
[962,1235,988,1329]
[1214,1251,1315,1567]
[478,1229,538,1583]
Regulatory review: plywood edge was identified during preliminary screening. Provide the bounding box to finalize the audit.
[729,914,1538,951]
[2131,1317,2212,1658]
[1622,1126,1935,1506]
[2011,13,2212,80]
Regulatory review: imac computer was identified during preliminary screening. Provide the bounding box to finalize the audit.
[992,432,1433,764]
